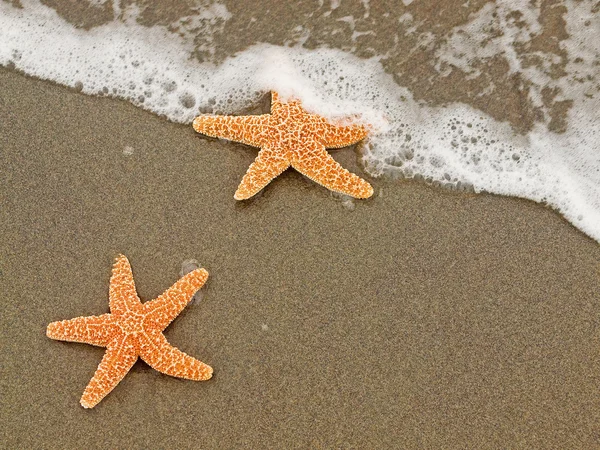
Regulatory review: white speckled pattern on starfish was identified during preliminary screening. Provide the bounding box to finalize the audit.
[46,255,213,408]
[193,92,373,200]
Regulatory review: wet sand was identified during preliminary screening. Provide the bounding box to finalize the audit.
[1,67,600,448]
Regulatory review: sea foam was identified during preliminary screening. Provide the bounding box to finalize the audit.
[1,0,599,241]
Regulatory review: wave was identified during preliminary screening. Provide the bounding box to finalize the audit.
[1,0,599,241]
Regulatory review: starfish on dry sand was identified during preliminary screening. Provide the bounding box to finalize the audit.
[193,92,373,200]
[47,255,213,408]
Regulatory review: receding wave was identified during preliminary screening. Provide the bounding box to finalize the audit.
[1,0,598,241]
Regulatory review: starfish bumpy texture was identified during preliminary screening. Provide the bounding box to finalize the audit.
[193,92,373,200]
[47,255,213,408]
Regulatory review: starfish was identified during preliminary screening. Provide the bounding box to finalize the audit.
[193,92,373,200]
[46,255,213,408]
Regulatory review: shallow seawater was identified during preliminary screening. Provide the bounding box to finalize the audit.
[1,0,598,240]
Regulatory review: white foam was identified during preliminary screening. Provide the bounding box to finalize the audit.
[1,0,599,241]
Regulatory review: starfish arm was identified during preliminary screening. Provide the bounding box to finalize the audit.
[46,314,117,347]
[139,331,213,381]
[292,144,374,199]
[80,335,138,408]
[271,91,282,110]
[109,254,142,315]
[270,91,302,114]
[143,268,209,331]
[193,114,271,147]
[314,120,368,149]
[234,146,290,200]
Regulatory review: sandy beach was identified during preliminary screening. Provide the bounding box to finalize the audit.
[2,0,600,447]
[2,65,599,448]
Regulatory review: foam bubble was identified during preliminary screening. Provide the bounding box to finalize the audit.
[331,192,357,211]
[180,259,205,305]
[1,0,599,241]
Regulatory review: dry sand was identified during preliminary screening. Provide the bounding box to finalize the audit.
[1,66,600,448]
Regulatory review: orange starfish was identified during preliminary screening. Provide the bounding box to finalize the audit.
[193,92,373,200]
[46,255,213,408]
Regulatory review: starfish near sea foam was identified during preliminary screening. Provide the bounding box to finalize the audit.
[193,92,374,199]
[46,255,213,408]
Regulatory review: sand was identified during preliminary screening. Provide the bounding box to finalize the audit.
[1,65,600,448]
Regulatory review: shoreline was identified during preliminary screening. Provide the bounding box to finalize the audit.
[2,68,600,448]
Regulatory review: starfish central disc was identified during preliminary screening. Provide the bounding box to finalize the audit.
[193,92,374,200]
[117,312,145,334]
[46,255,213,408]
